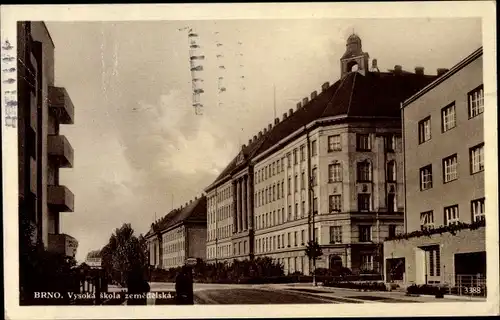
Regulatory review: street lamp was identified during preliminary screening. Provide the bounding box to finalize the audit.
[305,125,317,287]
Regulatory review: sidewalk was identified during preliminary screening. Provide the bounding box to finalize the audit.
[267,283,487,303]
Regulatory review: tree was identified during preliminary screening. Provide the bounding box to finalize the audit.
[305,240,323,261]
[101,223,148,286]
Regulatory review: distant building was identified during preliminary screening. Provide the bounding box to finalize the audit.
[17,22,76,254]
[384,47,485,287]
[205,34,438,274]
[85,250,102,268]
[145,196,207,269]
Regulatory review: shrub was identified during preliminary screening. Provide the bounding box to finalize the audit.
[406,284,448,296]
[324,281,387,291]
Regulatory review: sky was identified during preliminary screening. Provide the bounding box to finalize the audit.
[45,18,482,262]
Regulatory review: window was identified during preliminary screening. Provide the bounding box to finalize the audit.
[311,140,318,156]
[272,162,276,176]
[287,154,291,168]
[294,175,298,192]
[386,135,396,152]
[443,154,458,183]
[301,230,305,244]
[329,226,342,244]
[328,135,341,152]
[425,245,441,277]
[388,225,397,238]
[356,134,371,151]
[387,161,396,182]
[358,194,370,211]
[420,165,433,190]
[293,149,298,164]
[361,255,373,271]
[328,163,342,182]
[301,201,305,218]
[441,103,456,132]
[294,231,298,246]
[300,145,305,162]
[301,172,305,189]
[276,184,280,199]
[281,181,284,197]
[444,205,459,225]
[287,233,291,247]
[357,161,371,182]
[418,117,431,143]
[471,198,485,222]
[287,177,291,195]
[387,193,396,212]
[359,226,372,242]
[281,157,285,171]
[277,236,281,249]
[470,143,484,174]
[311,167,318,186]
[277,160,280,173]
[294,203,298,219]
[313,197,318,214]
[329,195,342,213]
[468,85,484,118]
[314,227,319,242]
[288,205,292,220]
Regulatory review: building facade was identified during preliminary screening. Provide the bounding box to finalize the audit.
[17,21,76,255]
[384,47,485,287]
[145,196,207,269]
[206,35,437,274]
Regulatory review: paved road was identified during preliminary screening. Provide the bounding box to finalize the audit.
[194,288,343,304]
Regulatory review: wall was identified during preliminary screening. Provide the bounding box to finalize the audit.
[187,225,207,260]
[206,179,234,261]
[383,227,485,286]
[403,56,484,231]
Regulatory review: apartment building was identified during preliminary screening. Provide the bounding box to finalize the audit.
[384,47,485,287]
[17,21,76,256]
[145,196,207,269]
[206,34,437,274]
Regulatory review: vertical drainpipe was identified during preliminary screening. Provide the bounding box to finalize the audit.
[401,102,407,234]
[305,124,316,285]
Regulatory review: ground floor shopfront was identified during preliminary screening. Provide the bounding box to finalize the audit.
[383,227,486,288]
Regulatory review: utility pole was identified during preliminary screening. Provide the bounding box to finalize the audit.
[305,125,317,286]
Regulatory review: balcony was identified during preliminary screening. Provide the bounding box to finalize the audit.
[48,86,74,124]
[48,233,78,257]
[48,135,74,168]
[48,185,74,212]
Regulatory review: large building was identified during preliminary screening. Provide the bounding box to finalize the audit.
[145,195,207,269]
[384,47,485,287]
[205,34,438,274]
[17,21,76,256]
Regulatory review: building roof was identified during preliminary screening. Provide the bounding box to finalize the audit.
[402,47,483,108]
[85,250,102,260]
[145,195,207,238]
[207,70,437,191]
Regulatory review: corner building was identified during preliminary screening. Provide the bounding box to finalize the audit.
[384,47,485,287]
[145,196,207,269]
[17,22,76,255]
[206,35,437,274]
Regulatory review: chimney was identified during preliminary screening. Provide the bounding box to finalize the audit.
[302,97,309,106]
[311,90,318,100]
[242,144,246,149]
[321,82,330,92]
[190,199,192,204]
[437,68,449,76]
[268,124,272,131]
[195,196,198,200]
[274,118,280,125]
[283,112,288,120]
[258,131,263,138]
[296,102,302,110]
[415,66,425,75]
[248,139,252,145]
[394,65,402,74]
[253,135,257,142]
[263,128,267,134]
[288,108,293,117]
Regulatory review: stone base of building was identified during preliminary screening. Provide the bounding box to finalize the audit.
[383,227,486,288]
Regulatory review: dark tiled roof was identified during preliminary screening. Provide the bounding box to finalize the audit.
[208,71,437,189]
[145,196,207,238]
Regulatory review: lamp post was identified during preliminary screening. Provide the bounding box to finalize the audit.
[305,125,317,286]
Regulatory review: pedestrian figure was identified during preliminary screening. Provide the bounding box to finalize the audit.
[126,268,150,305]
[175,266,194,305]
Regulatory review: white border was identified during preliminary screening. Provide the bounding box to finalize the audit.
[2,2,498,319]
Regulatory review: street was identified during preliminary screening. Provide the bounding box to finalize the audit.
[145,282,485,305]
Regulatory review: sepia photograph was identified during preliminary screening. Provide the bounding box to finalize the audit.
[1,2,498,319]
